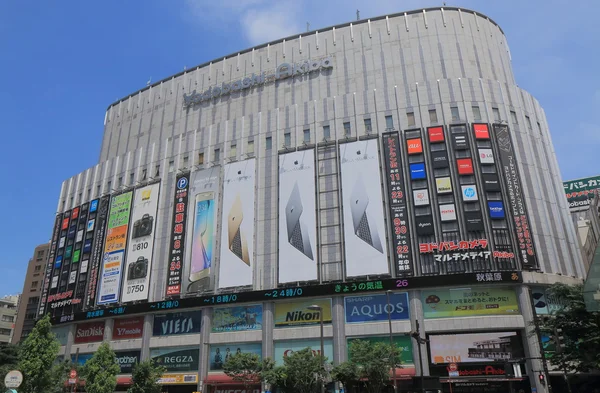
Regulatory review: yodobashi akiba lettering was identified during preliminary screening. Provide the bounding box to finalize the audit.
[286,310,320,322]
[183,57,332,107]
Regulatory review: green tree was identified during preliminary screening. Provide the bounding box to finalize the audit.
[17,314,62,393]
[344,339,402,393]
[82,342,120,393]
[537,283,600,372]
[223,352,268,388]
[127,359,166,393]
[0,343,20,383]
[272,348,329,393]
[331,361,360,393]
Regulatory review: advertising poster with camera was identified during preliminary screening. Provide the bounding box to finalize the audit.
[219,159,255,289]
[121,182,161,302]
[97,191,133,305]
[382,131,413,275]
[493,124,538,270]
[339,139,389,277]
[278,150,318,283]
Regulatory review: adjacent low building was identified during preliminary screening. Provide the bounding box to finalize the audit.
[0,295,19,344]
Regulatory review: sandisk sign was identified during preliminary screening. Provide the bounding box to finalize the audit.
[74,321,105,344]
[113,317,144,340]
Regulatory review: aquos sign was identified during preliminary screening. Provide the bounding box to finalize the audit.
[183,57,333,107]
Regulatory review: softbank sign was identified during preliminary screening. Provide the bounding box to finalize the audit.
[183,57,333,107]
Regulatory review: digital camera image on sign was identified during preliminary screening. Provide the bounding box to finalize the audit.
[286,182,314,260]
[128,256,148,280]
[228,194,250,266]
[132,214,153,239]
[350,176,383,253]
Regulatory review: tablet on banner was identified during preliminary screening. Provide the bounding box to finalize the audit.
[344,292,409,323]
[435,177,452,194]
[429,332,524,364]
[478,149,495,164]
[219,160,256,289]
[488,201,505,219]
[473,124,490,139]
[428,126,445,143]
[431,151,449,168]
[413,189,430,206]
[415,215,434,235]
[406,138,423,154]
[456,159,474,175]
[439,204,457,221]
[461,185,478,202]
[410,163,426,179]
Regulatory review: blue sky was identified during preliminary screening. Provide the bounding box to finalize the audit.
[0,0,598,295]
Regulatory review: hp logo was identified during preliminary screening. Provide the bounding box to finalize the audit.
[464,187,475,198]
[177,177,188,189]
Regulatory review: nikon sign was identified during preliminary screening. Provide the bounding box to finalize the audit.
[183,57,333,107]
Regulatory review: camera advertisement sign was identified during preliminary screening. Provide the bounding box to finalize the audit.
[212,304,263,332]
[166,172,190,296]
[278,150,318,283]
[344,293,409,323]
[274,299,331,327]
[121,183,161,302]
[422,287,519,318]
[97,191,133,305]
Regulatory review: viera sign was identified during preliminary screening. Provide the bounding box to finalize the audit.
[183,57,333,107]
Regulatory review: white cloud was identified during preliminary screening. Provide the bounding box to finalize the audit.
[241,3,302,45]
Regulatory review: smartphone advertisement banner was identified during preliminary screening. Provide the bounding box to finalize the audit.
[429,332,524,364]
[422,287,519,318]
[166,172,190,296]
[274,339,334,365]
[382,132,413,275]
[86,195,110,308]
[150,346,199,372]
[121,183,161,302]
[209,342,262,370]
[347,335,414,365]
[274,298,332,327]
[39,214,63,316]
[219,160,255,289]
[278,150,318,283]
[493,124,538,270]
[184,168,221,294]
[97,191,133,305]
[340,140,389,277]
[212,304,263,332]
[344,292,409,323]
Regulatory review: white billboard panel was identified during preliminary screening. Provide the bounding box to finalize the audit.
[218,159,256,288]
[121,183,161,302]
[339,140,389,277]
[278,150,318,283]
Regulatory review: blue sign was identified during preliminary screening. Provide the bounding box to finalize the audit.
[488,201,506,219]
[344,292,410,323]
[55,255,63,268]
[71,352,94,366]
[410,163,426,180]
[177,176,188,189]
[153,311,202,336]
[89,199,99,213]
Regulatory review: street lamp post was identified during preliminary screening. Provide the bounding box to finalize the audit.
[308,305,326,393]
[386,290,398,393]
[410,320,426,393]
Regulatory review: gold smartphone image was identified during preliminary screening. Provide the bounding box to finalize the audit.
[189,192,214,283]
[228,194,250,266]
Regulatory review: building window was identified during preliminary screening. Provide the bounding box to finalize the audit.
[0,328,11,336]
[450,106,460,121]
[510,111,518,124]
[385,115,394,130]
[230,144,237,158]
[34,265,42,272]
[168,160,175,172]
[141,169,147,181]
[96,184,101,196]
[323,125,331,140]
[198,152,204,165]
[213,148,221,161]
[343,122,351,136]
[154,164,160,177]
[106,181,112,192]
[37,251,44,258]
[31,281,38,288]
[266,136,272,149]
[183,155,189,167]
[429,109,438,124]
[1,315,14,323]
[472,106,482,121]
[284,132,291,147]
[118,176,123,187]
[364,119,372,133]
[303,129,310,143]
[407,112,415,127]
[27,296,39,305]
[492,107,501,122]
[525,115,532,130]
[247,140,254,154]
[129,172,135,184]
[537,122,542,135]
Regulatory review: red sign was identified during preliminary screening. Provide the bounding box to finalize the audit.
[72,207,80,220]
[456,158,474,175]
[112,317,144,340]
[74,321,105,343]
[428,126,445,143]
[419,239,488,254]
[61,218,70,230]
[473,124,490,139]
[406,138,423,154]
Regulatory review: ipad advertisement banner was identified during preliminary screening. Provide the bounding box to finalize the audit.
[340,140,389,277]
[166,172,190,296]
[120,183,160,302]
[278,150,318,283]
[183,168,221,294]
[219,160,255,288]
[97,191,133,305]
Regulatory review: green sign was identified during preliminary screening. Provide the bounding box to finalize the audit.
[347,336,413,365]
[107,192,133,229]
[563,175,600,204]
[422,287,520,318]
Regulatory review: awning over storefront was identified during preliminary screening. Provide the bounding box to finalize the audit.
[206,373,259,385]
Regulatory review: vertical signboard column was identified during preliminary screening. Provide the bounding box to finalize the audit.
[278,150,318,283]
[166,173,190,297]
[97,191,133,305]
[219,160,255,289]
[85,196,110,309]
[121,183,161,302]
[493,124,538,270]
[39,214,63,316]
[382,132,413,275]
[339,140,389,277]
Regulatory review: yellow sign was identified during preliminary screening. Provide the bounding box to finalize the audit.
[274,299,332,327]
[423,287,519,318]
[158,373,198,384]
[435,177,452,194]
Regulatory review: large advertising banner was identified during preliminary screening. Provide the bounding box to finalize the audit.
[493,124,538,270]
[278,150,318,283]
[166,173,190,296]
[150,346,199,372]
[274,339,334,365]
[429,332,524,364]
[347,336,414,365]
[184,168,221,294]
[219,159,256,289]
[97,192,133,305]
[344,293,409,323]
[212,304,263,332]
[85,196,110,308]
[563,175,600,209]
[209,342,262,371]
[422,287,519,318]
[382,132,413,275]
[531,286,567,315]
[274,299,332,327]
[121,183,161,302]
[39,214,63,316]
[340,140,389,277]
[152,311,202,336]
